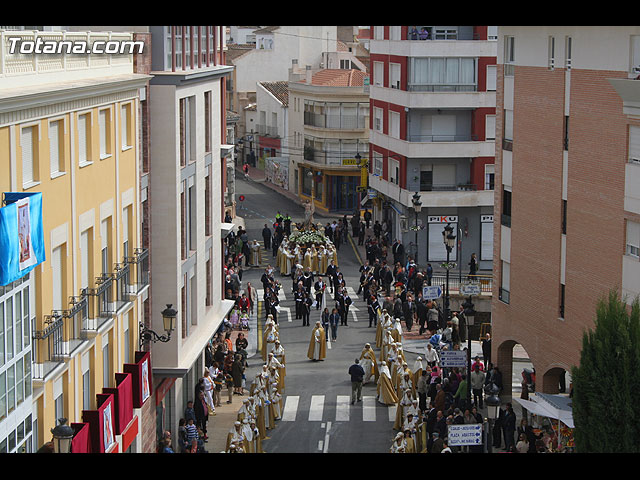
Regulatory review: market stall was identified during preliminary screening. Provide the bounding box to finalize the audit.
[514,393,574,452]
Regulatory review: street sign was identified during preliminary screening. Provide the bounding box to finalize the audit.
[440,350,467,368]
[447,424,483,446]
[460,284,481,296]
[422,285,442,300]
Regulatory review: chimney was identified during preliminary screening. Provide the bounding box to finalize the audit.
[306,65,312,84]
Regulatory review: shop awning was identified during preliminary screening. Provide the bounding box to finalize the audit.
[220,222,235,238]
[514,395,574,428]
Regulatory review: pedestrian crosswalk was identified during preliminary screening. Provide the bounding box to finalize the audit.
[280,394,397,423]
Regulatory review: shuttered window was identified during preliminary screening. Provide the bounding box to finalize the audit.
[485,114,496,140]
[78,113,89,165]
[80,230,90,290]
[49,120,63,175]
[629,125,640,164]
[99,109,111,158]
[51,246,63,311]
[627,220,640,257]
[486,65,497,91]
[21,127,35,185]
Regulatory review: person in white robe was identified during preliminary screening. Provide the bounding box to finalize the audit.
[377,361,399,405]
[394,387,414,430]
[390,432,407,453]
[359,343,378,385]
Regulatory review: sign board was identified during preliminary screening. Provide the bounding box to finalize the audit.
[428,215,458,224]
[342,158,360,166]
[440,350,468,368]
[447,424,483,446]
[422,285,442,300]
[460,284,481,296]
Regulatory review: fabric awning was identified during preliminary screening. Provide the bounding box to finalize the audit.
[514,396,574,428]
[220,222,235,238]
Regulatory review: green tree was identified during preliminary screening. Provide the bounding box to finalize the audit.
[571,290,640,452]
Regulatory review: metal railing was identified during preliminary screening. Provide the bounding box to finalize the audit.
[126,248,149,294]
[407,134,480,143]
[420,183,478,192]
[33,313,64,380]
[430,274,493,294]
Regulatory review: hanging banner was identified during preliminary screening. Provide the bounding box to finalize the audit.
[0,192,45,286]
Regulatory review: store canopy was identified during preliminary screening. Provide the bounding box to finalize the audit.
[514,394,574,428]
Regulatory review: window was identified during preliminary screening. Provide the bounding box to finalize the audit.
[49,119,64,176]
[565,36,572,70]
[434,27,457,40]
[122,206,131,258]
[204,91,212,153]
[485,114,496,140]
[121,103,132,150]
[0,371,5,421]
[629,125,640,164]
[389,111,400,139]
[627,220,640,258]
[505,36,515,63]
[179,97,195,166]
[389,26,401,41]
[486,65,497,91]
[500,260,510,304]
[390,63,401,89]
[102,336,110,388]
[484,164,495,190]
[562,199,567,235]
[373,108,383,133]
[548,36,556,70]
[631,35,640,75]
[78,113,91,166]
[21,126,37,186]
[80,228,92,290]
[501,188,512,227]
[487,26,498,41]
[5,297,12,361]
[373,152,383,177]
[420,169,433,191]
[481,216,494,260]
[373,61,383,87]
[504,109,513,142]
[389,158,399,185]
[374,26,384,40]
[340,59,351,69]
[0,301,4,368]
[99,108,112,159]
[51,245,64,312]
[408,57,477,92]
[7,364,14,414]
[559,283,565,318]
[563,115,569,151]
[101,218,111,275]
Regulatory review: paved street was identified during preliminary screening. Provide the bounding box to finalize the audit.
[221,173,533,453]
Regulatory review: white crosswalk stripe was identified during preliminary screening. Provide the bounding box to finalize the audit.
[309,395,325,421]
[278,394,396,423]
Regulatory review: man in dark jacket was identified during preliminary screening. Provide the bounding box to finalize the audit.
[326,260,337,293]
[392,239,404,265]
[348,359,365,404]
[402,294,417,332]
[417,296,428,334]
[262,224,272,250]
[502,403,517,451]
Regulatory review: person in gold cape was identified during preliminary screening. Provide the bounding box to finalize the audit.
[359,343,379,385]
[394,387,414,430]
[377,361,399,405]
[226,421,245,452]
[390,432,406,453]
[307,321,327,361]
[262,315,278,362]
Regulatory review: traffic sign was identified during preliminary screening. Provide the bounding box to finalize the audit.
[440,350,467,368]
[447,424,483,446]
[422,285,442,300]
[460,283,481,296]
[238,195,245,202]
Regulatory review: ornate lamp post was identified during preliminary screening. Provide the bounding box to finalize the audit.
[411,192,422,265]
[50,418,74,453]
[139,304,178,349]
[462,296,476,409]
[441,223,456,326]
[485,383,501,454]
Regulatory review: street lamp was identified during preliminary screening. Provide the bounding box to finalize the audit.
[50,418,74,453]
[411,192,422,265]
[441,223,456,326]
[485,383,501,454]
[139,304,178,348]
[462,296,476,409]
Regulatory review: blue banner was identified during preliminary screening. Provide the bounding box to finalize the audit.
[0,192,45,286]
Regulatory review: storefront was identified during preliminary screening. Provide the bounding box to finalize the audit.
[298,162,362,214]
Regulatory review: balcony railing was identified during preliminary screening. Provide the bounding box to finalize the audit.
[33,313,64,380]
[85,273,115,330]
[431,274,493,295]
[126,248,149,294]
[407,133,479,143]
[407,84,478,93]
[304,112,367,130]
[420,183,478,192]
[113,261,132,313]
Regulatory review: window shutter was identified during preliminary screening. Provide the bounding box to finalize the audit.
[121,105,128,148]
[486,65,497,91]
[78,114,87,164]
[99,109,107,157]
[627,220,640,249]
[49,121,60,174]
[485,115,496,140]
[481,220,493,260]
[629,125,640,163]
[21,127,34,185]
[52,246,62,311]
[80,230,89,290]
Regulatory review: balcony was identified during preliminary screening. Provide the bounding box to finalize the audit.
[304,112,368,130]
[126,248,150,294]
[33,313,64,380]
[370,130,495,159]
[256,124,279,137]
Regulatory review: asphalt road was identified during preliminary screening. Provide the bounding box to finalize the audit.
[233,175,536,453]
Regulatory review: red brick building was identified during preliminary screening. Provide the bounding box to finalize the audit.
[492,27,640,400]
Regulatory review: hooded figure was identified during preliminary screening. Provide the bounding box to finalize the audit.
[307,321,327,361]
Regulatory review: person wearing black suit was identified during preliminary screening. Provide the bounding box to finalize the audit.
[262,224,272,250]
[367,292,379,328]
[301,293,312,326]
[294,286,305,319]
[335,290,347,326]
[314,278,326,310]
[302,270,314,295]
[417,297,428,335]
[402,295,417,332]
[482,333,492,367]
[325,260,337,293]
[392,239,404,265]
[266,295,279,324]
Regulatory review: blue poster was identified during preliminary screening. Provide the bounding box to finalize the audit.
[0,192,45,286]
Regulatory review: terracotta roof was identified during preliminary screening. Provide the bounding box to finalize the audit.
[260,81,289,107]
[226,44,254,61]
[311,69,366,87]
[337,40,349,52]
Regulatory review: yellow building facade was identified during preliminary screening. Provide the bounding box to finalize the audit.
[0,29,150,452]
